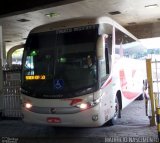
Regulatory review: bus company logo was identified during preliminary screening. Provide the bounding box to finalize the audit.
[51,108,56,113]
[55,94,63,98]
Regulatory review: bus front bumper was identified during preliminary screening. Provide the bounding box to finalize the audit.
[22,105,104,127]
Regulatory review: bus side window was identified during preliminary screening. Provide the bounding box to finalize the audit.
[105,40,110,74]
[105,35,112,74]
[115,28,124,58]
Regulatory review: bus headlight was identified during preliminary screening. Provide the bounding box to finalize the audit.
[77,103,89,110]
[22,97,32,110]
[75,98,100,110]
[24,102,33,109]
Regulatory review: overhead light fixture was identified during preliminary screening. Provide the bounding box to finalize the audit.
[128,22,137,25]
[5,40,12,42]
[109,11,121,15]
[145,4,158,8]
[17,19,30,22]
[45,12,59,18]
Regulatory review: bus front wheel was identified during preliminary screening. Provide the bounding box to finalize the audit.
[106,96,121,126]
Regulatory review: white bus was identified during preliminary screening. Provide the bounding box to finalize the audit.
[21,16,147,127]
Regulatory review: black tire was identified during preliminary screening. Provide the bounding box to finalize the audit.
[0,112,2,121]
[136,94,144,100]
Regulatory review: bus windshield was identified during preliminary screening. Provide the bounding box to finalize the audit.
[21,25,99,98]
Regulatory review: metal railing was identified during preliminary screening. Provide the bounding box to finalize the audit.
[2,65,22,118]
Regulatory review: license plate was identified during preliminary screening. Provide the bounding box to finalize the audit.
[47,117,61,123]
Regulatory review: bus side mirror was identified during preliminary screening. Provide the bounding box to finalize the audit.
[96,34,108,60]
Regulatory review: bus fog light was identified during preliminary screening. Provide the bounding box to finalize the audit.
[25,103,33,109]
[92,115,98,121]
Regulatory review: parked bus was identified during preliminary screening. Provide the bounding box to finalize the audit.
[21,16,147,127]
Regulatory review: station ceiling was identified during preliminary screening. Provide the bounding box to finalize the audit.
[0,0,160,51]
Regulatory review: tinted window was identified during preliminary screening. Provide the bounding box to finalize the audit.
[115,29,147,59]
[22,25,99,98]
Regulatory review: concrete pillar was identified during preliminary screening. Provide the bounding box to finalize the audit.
[0,26,3,84]
[0,26,3,116]
[0,26,4,66]
[3,42,7,66]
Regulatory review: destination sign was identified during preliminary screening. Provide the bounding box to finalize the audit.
[25,75,46,80]
[56,25,97,34]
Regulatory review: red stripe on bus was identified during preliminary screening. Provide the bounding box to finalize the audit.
[122,91,139,99]
[62,98,83,106]
[70,99,83,106]
[119,70,127,87]
[101,77,112,89]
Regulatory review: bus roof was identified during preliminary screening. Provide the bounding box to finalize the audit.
[30,16,137,40]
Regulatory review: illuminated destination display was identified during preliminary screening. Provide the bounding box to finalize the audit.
[25,75,46,80]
